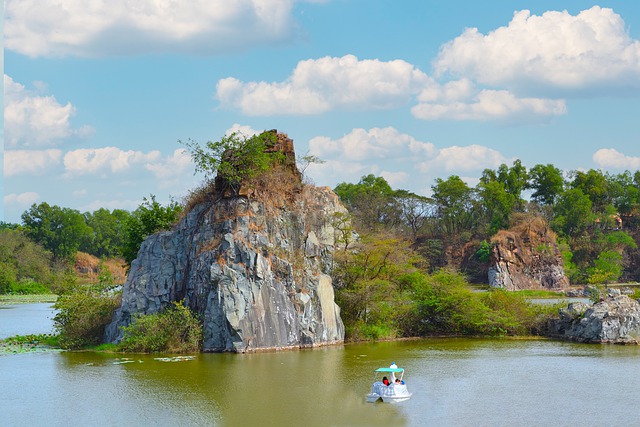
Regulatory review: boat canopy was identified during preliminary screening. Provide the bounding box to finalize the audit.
[375,368,404,373]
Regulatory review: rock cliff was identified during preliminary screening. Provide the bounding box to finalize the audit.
[548,295,640,344]
[488,215,569,290]
[105,131,346,352]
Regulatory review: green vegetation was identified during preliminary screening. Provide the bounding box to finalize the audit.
[53,284,122,349]
[122,195,182,264]
[4,132,640,349]
[118,301,202,353]
[183,131,284,197]
[0,334,59,354]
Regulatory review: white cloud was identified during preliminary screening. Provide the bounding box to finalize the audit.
[4,75,94,148]
[225,124,262,138]
[63,147,162,176]
[4,149,63,176]
[308,127,436,162]
[4,192,40,207]
[412,83,567,121]
[5,0,300,58]
[380,171,409,188]
[593,148,640,169]
[434,6,640,92]
[216,55,434,115]
[419,145,508,173]
[305,128,509,194]
[144,149,194,189]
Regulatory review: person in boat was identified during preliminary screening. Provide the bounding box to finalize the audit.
[382,376,390,386]
[395,378,405,385]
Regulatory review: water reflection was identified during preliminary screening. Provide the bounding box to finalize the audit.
[3,324,640,426]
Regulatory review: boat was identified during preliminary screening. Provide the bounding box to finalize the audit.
[365,364,412,403]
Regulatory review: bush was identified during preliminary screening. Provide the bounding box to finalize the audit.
[9,278,50,295]
[118,301,202,353]
[53,285,121,349]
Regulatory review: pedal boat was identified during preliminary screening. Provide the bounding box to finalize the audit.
[366,367,412,403]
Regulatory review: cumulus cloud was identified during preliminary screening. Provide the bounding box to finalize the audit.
[4,75,94,148]
[225,123,262,138]
[4,149,63,176]
[305,127,509,192]
[5,0,301,57]
[216,55,434,115]
[4,192,40,207]
[434,6,640,92]
[419,145,508,173]
[144,149,194,189]
[309,127,436,162]
[412,80,567,121]
[593,148,640,169]
[63,147,162,176]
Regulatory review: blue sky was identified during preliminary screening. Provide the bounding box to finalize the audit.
[3,0,640,223]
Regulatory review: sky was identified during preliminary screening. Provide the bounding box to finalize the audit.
[3,0,640,223]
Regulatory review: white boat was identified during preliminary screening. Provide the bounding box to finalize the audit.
[365,365,412,403]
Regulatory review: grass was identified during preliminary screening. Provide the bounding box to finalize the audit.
[513,289,566,298]
[0,293,58,304]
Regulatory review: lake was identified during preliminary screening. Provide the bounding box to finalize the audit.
[2,303,640,426]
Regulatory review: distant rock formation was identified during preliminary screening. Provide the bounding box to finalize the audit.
[105,131,346,352]
[548,295,640,344]
[488,215,569,290]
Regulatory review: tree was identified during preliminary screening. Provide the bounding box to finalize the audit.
[476,179,515,235]
[528,164,565,205]
[551,189,593,237]
[431,176,476,236]
[334,174,398,232]
[81,208,132,258]
[570,169,609,212]
[392,190,435,238]
[183,131,283,196]
[21,202,93,261]
[497,159,528,201]
[123,195,182,264]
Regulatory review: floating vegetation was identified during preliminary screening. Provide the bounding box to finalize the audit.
[153,355,197,362]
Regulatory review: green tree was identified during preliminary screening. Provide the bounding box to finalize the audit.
[123,195,182,264]
[334,175,398,232]
[570,169,609,212]
[431,176,476,236]
[587,251,623,285]
[552,189,593,237]
[21,203,93,261]
[528,164,565,205]
[476,179,515,235]
[497,159,528,201]
[183,131,282,196]
[81,208,132,258]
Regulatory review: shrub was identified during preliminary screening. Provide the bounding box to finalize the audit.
[118,301,202,353]
[53,285,121,349]
[9,278,50,295]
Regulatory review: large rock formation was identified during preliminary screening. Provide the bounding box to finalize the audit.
[105,131,346,352]
[548,295,640,344]
[488,215,569,290]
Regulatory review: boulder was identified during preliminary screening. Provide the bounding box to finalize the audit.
[488,215,569,290]
[549,295,640,344]
[105,132,347,352]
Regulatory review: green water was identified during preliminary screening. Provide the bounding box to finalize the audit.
[2,305,640,426]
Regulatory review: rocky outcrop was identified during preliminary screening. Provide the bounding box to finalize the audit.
[488,215,569,290]
[548,295,640,344]
[105,132,346,352]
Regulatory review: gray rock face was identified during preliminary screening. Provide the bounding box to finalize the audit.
[549,295,640,344]
[488,217,569,291]
[105,186,347,352]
